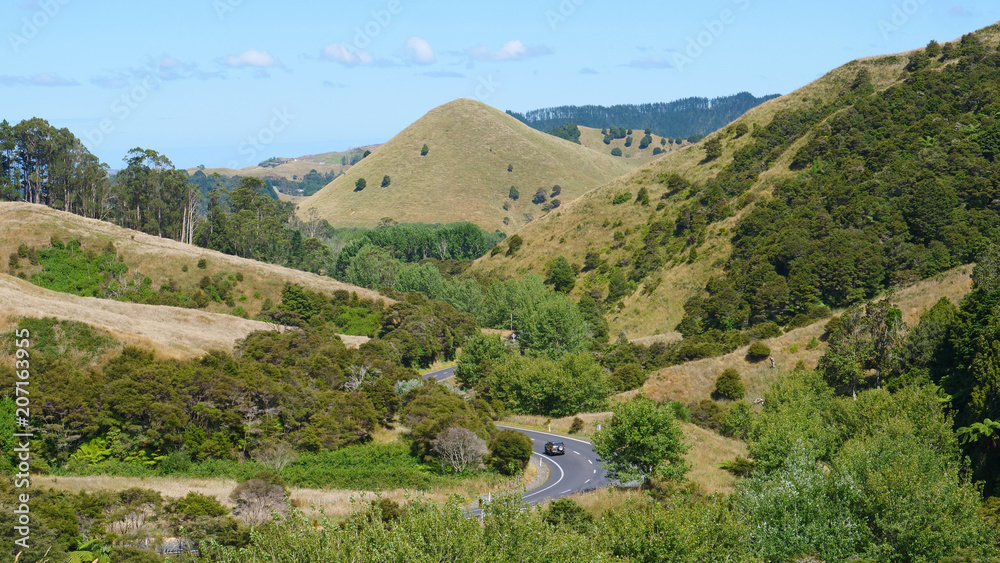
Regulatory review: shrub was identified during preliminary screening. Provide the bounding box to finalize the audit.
[505,235,523,257]
[806,337,820,350]
[533,188,548,204]
[714,369,746,400]
[747,321,782,339]
[611,147,623,157]
[734,122,749,138]
[490,429,533,475]
[612,192,630,205]
[420,144,429,156]
[635,187,650,206]
[355,178,367,191]
[509,186,519,200]
[197,258,207,269]
[703,137,722,161]
[381,175,391,188]
[543,498,593,533]
[746,342,771,361]
[569,417,585,434]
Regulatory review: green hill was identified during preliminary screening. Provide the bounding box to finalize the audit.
[473,23,1000,340]
[297,99,636,233]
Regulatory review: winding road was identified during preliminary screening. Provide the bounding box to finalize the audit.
[421,366,611,507]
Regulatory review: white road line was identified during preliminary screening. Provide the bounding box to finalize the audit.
[588,459,593,464]
[585,479,590,484]
[495,425,594,446]
[593,469,596,474]
[559,489,572,494]
[573,451,580,455]
[522,454,566,500]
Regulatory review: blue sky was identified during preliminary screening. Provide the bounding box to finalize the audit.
[2,0,999,169]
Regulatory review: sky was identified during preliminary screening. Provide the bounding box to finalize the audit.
[2,0,999,169]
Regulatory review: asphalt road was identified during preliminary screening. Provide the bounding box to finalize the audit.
[420,366,612,507]
[422,365,455,382]
[496,425,610,505]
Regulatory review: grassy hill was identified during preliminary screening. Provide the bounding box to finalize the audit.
[297,99,636,233]
[0,203,387,321]
[185,145,381,181]
[472,23,1000,339]
[576,125,686,163]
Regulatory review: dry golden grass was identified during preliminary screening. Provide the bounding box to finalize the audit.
[0,203,389,320]
[639,264,976,406]
[500,413,611,438]
[297,99,635,234]
[184,146,382,182]
[0,272,281,359]
[576,125,678,163]
[681,422,747,495]
[35,468,540,520]
[553,487,645,519]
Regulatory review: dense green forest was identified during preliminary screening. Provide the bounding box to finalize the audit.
[507,92,780,140]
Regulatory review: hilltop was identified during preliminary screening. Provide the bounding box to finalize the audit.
[472,23,1000,339]
[296,99,636,233]
[576,125,690,163]
[184,145,381,181]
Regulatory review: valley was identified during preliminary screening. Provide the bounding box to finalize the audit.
[2,14,1000,563]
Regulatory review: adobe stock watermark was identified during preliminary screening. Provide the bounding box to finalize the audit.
[672,0,750,72]
[10,327,34,553]
[546,0,586,31]
[81,61,170,150]
[214,0,245,21]
[8,0,71,54]
[353,0,404,50]
[472,75,501,103]
[225,107,295,169]
[878,0,930,41]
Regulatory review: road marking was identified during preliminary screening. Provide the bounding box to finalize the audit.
[593,469,596,474]
[522,454,566,500]
[588,459,593,464]
[495,425,594,446]
[560,489,572,495]
[573,451,580,455]
[585,479,590,484]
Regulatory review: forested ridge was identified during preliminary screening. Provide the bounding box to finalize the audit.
[507,92,780,140]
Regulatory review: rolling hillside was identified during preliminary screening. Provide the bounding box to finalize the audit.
[0,202,388,321]
[184,145,381,181]
[576,125,688,163]
[472,23,1000,339]
[296,99,636,233]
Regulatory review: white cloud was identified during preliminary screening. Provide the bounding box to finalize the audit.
[467,40,551,62]
[321,43,374,66]
[223,49,283,68]
[403,36,435,64]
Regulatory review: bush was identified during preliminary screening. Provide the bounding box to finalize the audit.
[612,193,630,205]
[197,258,207,269]
[490,430,533,475]
[746,321,782,340]
[734,123,749,138]
[509,186,519,200]
[505,235,523,257]
[420,144,429,156]
[635,187,649,206]
[543,498,593,533]
[611,147,623,157]
[381,175,391,188]
[355,178,367,191]
[746,342,771,361]
[714,369,745,400]
[533,188,547,204]
[569,417,585,434]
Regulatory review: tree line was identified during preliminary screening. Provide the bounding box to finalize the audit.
[507,92,780,140]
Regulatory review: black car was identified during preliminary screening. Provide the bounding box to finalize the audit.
[544,441,566,455]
